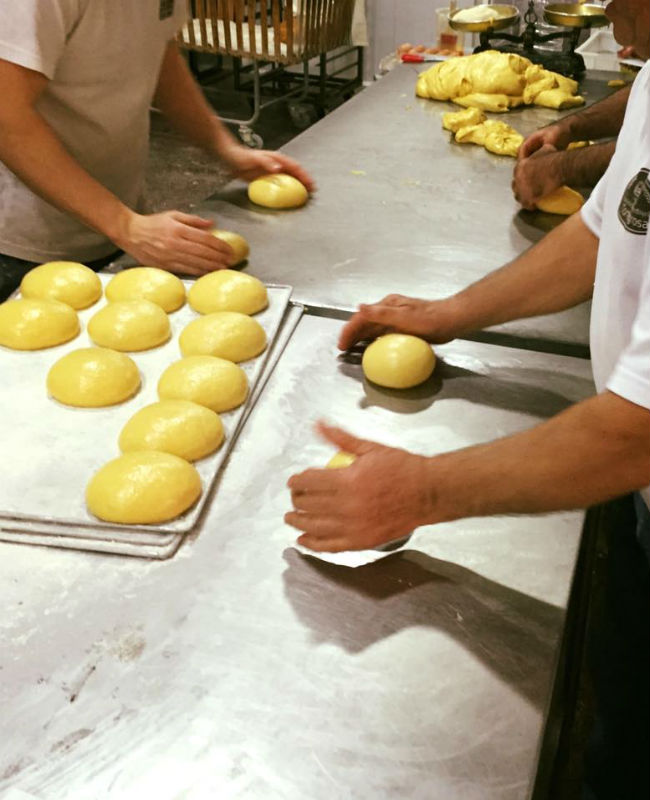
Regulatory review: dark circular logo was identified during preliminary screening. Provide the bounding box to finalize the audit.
[618,168,650,236]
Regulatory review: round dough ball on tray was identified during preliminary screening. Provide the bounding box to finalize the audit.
[211,230,250,266]
[188,270,268,315]
[362,334,436,389]
[248,173,309,209]
[0,297,79,350]
[20,261,102,310]
[179,311,267,363]
[88,299,171,351]
[86,450,201,524]
[119,399,224,462]
[47,347,141,407]
[158,355,248,413]
[105,267,186,312]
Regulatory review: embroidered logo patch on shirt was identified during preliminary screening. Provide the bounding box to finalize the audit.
[159,0,175,20]
[618,168,650,236]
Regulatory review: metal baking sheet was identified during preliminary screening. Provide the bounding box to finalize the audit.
[0,274,293,554]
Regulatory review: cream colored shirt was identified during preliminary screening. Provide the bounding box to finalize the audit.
[0,0,187,262]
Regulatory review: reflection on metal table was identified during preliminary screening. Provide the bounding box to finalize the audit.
[1,314,595,799]
[199,64,620,354]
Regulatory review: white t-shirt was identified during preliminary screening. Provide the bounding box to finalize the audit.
[0,0,187,262]
[582,62,650,510]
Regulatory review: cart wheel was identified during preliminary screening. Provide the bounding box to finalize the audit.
[239,127,263,149]
[288,102,318,130]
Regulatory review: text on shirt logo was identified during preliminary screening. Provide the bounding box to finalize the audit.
[618,168,650,236]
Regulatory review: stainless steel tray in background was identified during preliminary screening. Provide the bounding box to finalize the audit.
[0,274,297,557]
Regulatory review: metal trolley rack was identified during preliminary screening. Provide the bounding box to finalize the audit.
[178,0,363,147]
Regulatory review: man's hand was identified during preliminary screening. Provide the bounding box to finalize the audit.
[285,422,435,552]
[338,294,458,350]
[518,123,572,160]
[512,143,566,210]
[114,210,234,275]
[219,143,315,192]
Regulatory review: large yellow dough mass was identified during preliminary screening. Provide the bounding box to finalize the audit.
[211,230,250,266]
[20,261,102,310]
[88,299,171,351]
[0,298,79,350]
[536,186,584,215]
[47,347,141,407]
[105,268,186,312]
[119,400,224,461]
[86,450,202,524]
[158,355,248,412]
[179,311,267,362]
[188,270,268,315]
[362,334,436,389]
[248,174,309,209]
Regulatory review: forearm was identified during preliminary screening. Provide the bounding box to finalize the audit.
[561,86,631,142]
[448,212,597,336]
[557,140,616,188]
[0,112,131,242]
[429,391,650,522]
[154,42,236,156]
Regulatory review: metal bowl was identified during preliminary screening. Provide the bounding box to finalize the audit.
[544,3,610,28]
[449,4,519,33]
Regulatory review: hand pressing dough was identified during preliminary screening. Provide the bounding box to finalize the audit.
[188,270,268,315]
[536,186,584,215]
[362,334,436,389]
[88,299,171,351]
[158,355,248,412]
[179,311,267,362]
[106,268,186,312]
[119,400,224,461]
[86,450,201,524]
[0,298,79,350]
[211,230,250,266]
[442,106,486,132]
[47,347,140,407]
[248,174,308,209]
[326,451,356,469]
[20,261,102,310]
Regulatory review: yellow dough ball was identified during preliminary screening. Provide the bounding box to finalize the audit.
[188,270,268,315]
[211,230,250,266]
[362,334,436,389]
[20,261,102,310]
[536,186,584,215]
[0,298,79,351]
[158,355,248,413]
[118,400,224,462]
[47,347,141,407]
[88,299,171,351]
[326,451,357,469]
[248,173,309,209]
[105,267,186,312]
[86,450,201,524]
[179,311,267,363]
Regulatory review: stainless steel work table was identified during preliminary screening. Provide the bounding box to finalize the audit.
[1,314,595,799]
[200,65,617,355]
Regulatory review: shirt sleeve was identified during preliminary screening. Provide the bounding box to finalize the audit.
[607,251,650,410]
[581,168,608,239]
[0,1,82,79]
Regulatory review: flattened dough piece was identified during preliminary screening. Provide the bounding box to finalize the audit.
[188,270,268,315]
[326,451,356,469]
[119,400,224,461]
[106,268,186,312]
[442,106,486,132]
[248,174,308,209]
[0,298,79,350]
[179,311,267,362]
[536,186,584,215]
[158,355,248,412]
[47,347,140,407]
[88,299,171,351]
[362,334,436,389]
[86,450,201,524]
[211,230,250,266]
[20,261,102,310]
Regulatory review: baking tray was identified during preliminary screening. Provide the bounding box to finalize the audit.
[0,274,297,558]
